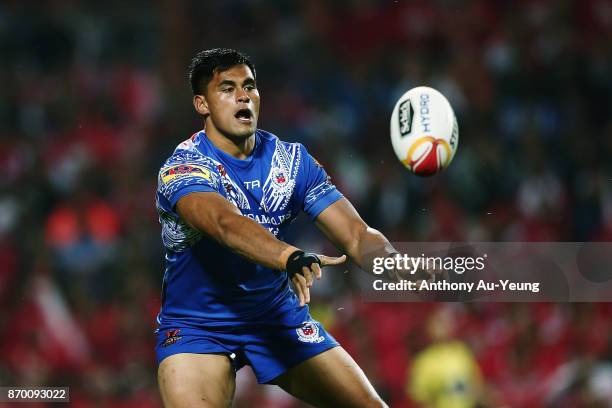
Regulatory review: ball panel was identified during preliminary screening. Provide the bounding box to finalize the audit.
[401,136,452,176]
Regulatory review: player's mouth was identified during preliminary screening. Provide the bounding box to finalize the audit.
[234,109,253,124]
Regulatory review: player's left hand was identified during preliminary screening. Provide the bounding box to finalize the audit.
[287,251,346,306]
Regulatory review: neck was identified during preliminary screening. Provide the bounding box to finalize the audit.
[205,125,255,160]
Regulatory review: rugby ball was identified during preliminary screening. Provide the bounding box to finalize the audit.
[390,86,458,176]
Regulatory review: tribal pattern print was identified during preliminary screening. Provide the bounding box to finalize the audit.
[261,140,300,212]
[304,177,336,208]
[157,197,203,252]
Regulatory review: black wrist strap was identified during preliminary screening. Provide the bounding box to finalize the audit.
[286,250,321,277]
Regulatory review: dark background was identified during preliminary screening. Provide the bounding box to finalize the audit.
[1,0,611,406]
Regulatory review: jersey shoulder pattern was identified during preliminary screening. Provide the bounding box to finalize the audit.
[156,135,257,252]
[304,174,336,208]
[158,136,251,210]
[296,142,343,219]
[261,135,301,212]
[158,137,221,200]
[156,137,214,252]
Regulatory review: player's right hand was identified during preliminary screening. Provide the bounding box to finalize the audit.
[286,250,346,306]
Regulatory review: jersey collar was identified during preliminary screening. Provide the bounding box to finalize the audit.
[196,130,261,169]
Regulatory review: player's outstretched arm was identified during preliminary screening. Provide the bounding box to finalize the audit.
[315,198,440,283]
[314,198,398,273]
[177,192,345,305]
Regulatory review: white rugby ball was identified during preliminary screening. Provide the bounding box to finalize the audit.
[390,86,459,176]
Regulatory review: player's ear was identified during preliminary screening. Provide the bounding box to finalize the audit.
[193,94,209,116]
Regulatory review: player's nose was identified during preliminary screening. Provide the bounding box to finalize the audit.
[236,88,250,103]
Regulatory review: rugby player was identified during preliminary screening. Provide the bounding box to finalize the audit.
[155,48,399,407]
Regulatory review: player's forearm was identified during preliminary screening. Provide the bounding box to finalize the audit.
[214,212,299,270]
[314,199,398,273]
[177,193,299,271]
[349,226,398,272]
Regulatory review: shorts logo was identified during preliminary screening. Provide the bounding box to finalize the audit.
[162,329,182,347]
[161,165,211,184]
[296,321,325,344]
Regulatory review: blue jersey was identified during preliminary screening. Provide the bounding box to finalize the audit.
[155,129,342,328]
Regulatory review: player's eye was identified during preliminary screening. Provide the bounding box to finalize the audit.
[244,84,256,91]
[221,87,233,93]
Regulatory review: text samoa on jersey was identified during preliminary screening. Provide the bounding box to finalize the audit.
[244,212,292,226]
[244,212,292,237]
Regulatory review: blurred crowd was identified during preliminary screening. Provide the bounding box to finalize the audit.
[1,0,612,407]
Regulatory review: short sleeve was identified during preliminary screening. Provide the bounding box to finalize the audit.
[300,145,343,220]
[158,155,220,209]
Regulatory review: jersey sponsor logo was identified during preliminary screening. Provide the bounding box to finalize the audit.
[296,321,325,344]
[244,180,261,190]
[162,329,182,347]
[161,164,211,184]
